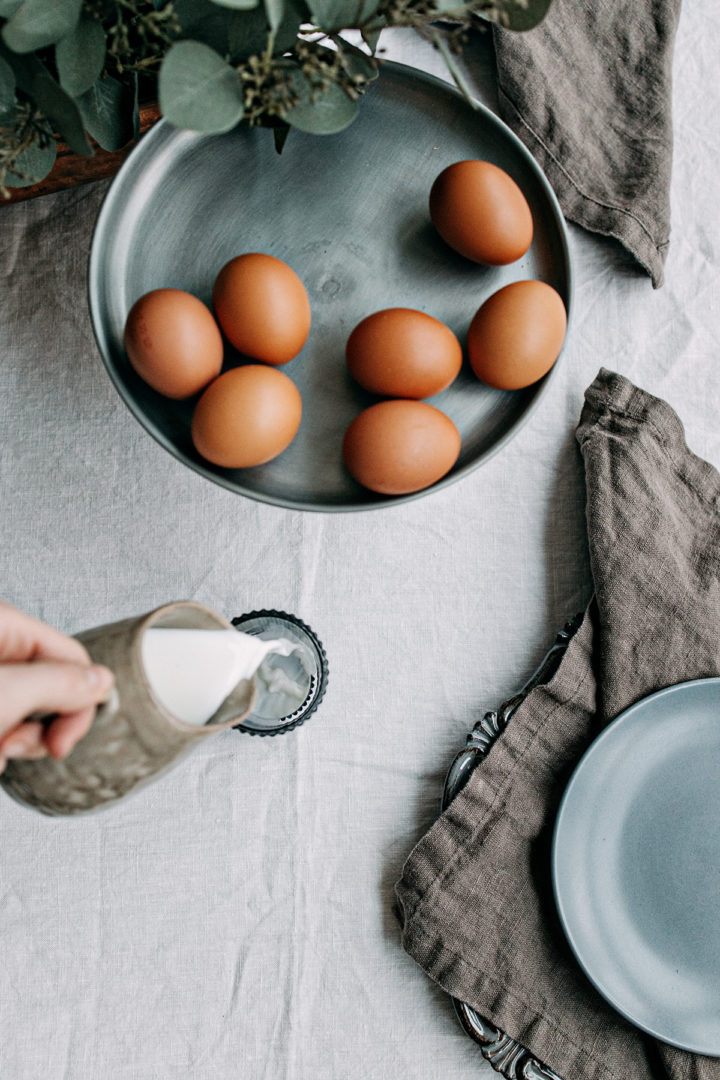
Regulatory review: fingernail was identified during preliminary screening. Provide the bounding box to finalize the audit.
[86,664,114,689]
[3,741,25,758]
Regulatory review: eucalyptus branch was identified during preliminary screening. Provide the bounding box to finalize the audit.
[0,103,53,199]
[0,0,553,191]
[239,54,300,126]
[85,0,180,77]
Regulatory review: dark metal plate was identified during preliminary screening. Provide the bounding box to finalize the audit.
[88,61,572,512]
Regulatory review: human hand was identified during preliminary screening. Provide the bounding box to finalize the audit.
[0,601,114,773]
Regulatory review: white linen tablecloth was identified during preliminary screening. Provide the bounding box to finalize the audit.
[0,10,718,1079]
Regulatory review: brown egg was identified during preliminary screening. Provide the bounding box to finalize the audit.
[212,253,311,366]
[346,308,462,399]
[123,288,224,399]
[467,280,567,390]
[191,365,302,468]
[429,160,533,265]
[342,400,461,495]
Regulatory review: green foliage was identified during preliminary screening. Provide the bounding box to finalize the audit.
[2,0,83,54]
[310,0,378,28]
[263,0,284,32]
[210,0,259,9]
[272,121,289,152]
[361,24,381,54]
[226,7,270,61]
[331,36,379,82]
[475,0,552,31]
[159,40,244,133]
[0,0,554,195]
[77,73,136,149]
[55,14,106,96]
[3,121,56,185]
[31,69,92,153]
[0,96,55,193]
[0,52,14,108]
[285,67,358,133]
[270,0,307,54]
[173,0,231,54]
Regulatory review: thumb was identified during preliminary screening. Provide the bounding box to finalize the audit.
[0,661,114,738]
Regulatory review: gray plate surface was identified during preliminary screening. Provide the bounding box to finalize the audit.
[553,679,720,1054]
[88,62,571,511]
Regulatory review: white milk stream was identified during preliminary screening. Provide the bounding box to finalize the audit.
[141,628,307,725]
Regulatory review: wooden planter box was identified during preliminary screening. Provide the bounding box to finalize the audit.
[3,102,160,205]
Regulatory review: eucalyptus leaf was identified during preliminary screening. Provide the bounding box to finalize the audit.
[0,53,15,110]
[226,7,268,60]
[356,0,381,20]
[2,0,83,54]
[159,41,244,133]
[0,37,40,94]
[332,36,378,80]
[273,122,289,153]
[285,68,357,134]
[209,0,258,8]
[263,0,285,33]
[474,0,552,31]
[310,0,376,27]
[274,0,307,54]
[77,76,135,151]
[361,24,382,54]
[31,71,92,155]
[0,0,22,17]
[55,14,105,97]
[226,0,302,61]
[173,0,231,55]
[4,133,55,187]
[431,0,473,12]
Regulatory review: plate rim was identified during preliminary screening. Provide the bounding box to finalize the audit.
[551,676,720,1055]
[87,59,573,513]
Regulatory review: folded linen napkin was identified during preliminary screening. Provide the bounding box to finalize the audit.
[492,0,681,288]
[396,369,720,1080]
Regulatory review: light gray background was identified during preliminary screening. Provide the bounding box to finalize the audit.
[0,9,718,1079]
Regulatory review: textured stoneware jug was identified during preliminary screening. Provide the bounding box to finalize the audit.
[0,601,256,816]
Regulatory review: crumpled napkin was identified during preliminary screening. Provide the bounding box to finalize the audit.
[396,369,720,1080]
[493,0,681,287]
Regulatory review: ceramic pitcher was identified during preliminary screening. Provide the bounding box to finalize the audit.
[0,601,256,817]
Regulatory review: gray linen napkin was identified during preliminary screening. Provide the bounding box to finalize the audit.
[493,0,681,288]
[396,369,720,1080]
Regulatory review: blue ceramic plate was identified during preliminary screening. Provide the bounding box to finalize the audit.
[552,678,720,1054]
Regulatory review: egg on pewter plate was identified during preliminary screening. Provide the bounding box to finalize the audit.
[342,399,461,495]
[123,288,224,399]
[346,308,463,399]
[212,253,311,366]
[191,365,302,468]
[429,159,534,266]
[467,279,567,390]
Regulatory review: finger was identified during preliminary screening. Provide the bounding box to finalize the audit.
[44,707,96,760]
[0,661,114,736]
[0,600,90,665]
[0,721,49,760]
